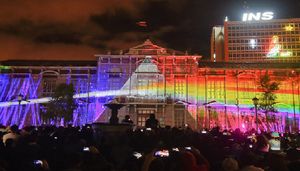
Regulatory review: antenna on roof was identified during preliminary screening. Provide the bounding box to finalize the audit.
[243,0,249,10]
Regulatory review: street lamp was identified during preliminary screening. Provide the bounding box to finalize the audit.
[17,94,23,126]
[203,100,216,129]
[252,97,259,131]
[236,99,240,129]
[207,106,212,129]
[16,94,30,126]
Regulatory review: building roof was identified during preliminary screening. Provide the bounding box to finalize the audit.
[226,18,300,25]
[129,39,165,50]
[126,39,169,55]
[198,61,300,69]
[0,60,97,67]
[99,39,187,56]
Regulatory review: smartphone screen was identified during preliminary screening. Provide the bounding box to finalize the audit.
[83,147,90,151]
[34,160,43,165]
[154,150,169,157]
[269,139,281,151]
[172,148,179,152]
[185,147,192,150]
[133,152,143,159]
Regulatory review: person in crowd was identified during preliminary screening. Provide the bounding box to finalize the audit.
[222,157,239,171]
[148,158,165,171]
[122,115,134,124]
[240,165,264,171]
[267,152,289,171]
[2,125,19,145]
[145,114,159,129]
[0,123,298,171]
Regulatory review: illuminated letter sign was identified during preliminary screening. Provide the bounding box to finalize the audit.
[242,12,274,21]
[261,12,273,20]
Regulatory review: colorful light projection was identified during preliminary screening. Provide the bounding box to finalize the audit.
[267,35,292,58]
[0,75,41,127]
[0,74,100,127]
[0,56,299,131]
[0,74,298,130]
[96,55,299,131]
[198,78,299,132]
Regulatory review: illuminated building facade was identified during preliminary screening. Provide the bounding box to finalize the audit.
[197,62,299,132]
[96,40,201,128]
[96,39,299,131]
[0,38,299,131]
[0,61,98,127]
[212,17,300,62]
[0,40,203,129]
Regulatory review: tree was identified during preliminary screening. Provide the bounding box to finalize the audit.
[41,83,78,126]
[257,74,280,130]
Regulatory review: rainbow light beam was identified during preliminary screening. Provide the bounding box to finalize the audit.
[0,89,166,107]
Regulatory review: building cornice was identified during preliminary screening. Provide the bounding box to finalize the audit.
[198,62,300,69]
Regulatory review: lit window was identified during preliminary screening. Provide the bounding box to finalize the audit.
[249,39,257,49]
[42,79,56,96]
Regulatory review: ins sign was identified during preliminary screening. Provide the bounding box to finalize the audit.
[242,12,274,21]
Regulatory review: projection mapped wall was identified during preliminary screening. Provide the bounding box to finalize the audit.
[0,55,299,132]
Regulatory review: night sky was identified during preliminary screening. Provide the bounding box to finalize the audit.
[0,0,300,61]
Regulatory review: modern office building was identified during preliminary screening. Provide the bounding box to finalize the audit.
[212,16,300,62]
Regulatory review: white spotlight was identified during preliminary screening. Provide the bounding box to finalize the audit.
[249,39,256,49]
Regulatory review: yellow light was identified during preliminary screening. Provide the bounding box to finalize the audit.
[285,25,294,31]
[280,51,292,57]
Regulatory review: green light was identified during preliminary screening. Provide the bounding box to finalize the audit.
[267,35,293,58]
[0,65,11,69]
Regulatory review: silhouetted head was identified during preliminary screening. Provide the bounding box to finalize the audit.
[125,115,130,120]
[10,125,19,133]
[222,158,239,171]
[150,114,155,119]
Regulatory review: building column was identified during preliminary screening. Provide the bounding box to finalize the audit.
[185,74,188,126]
[172,58,176,127]
[196,74,199,130]
[236,71,240,129]
[224,69,227,129]
[204,70,208,128]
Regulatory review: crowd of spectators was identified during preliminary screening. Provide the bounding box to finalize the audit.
[0,123,300,171]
